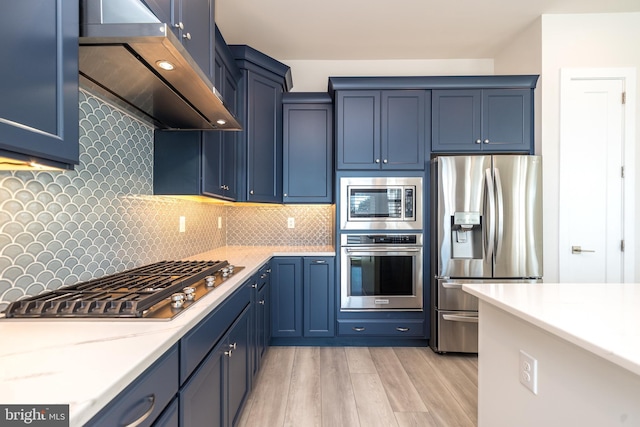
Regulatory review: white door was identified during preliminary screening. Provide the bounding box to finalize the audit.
[558,69,634,283]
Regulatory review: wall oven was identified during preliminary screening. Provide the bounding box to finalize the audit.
[339,177,422,230]
[340,233,423,311]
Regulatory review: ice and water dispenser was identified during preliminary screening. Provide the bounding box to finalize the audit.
[451,212,482,259]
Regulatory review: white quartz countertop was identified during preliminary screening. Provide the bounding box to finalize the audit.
[462,282,640,377]
[0,245,334,426]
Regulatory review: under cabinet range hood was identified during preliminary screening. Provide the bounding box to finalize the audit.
[79,0,241,130]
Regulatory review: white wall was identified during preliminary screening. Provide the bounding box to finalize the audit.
[494,12,640,283]
[538,13,640,282]
[283,59,494,92]
[478,301,640,427]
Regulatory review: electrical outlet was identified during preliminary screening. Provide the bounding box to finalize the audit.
[179,216,186,233]
[218,217,222,229]
[287,217,295,228]
[519,350,538,394]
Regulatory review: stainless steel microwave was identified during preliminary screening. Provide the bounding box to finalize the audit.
[339,177,423,230]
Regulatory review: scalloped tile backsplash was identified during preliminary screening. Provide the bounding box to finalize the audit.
[0,90,333,311]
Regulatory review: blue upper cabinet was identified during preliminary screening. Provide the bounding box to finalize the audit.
[0,0,79,169]
[231,45,292,203]
[282,93,333,204]
[335,90,427,170]
[432,88,533,153]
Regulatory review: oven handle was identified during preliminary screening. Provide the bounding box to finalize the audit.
[442,314,479,323]
[344,247,422,253]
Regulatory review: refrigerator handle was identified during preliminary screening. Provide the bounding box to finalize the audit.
[494,167,505,259]
[484,168,496,262]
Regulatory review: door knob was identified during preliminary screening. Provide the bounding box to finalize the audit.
[571,246,595,254]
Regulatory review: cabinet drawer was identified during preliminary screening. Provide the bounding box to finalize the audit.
[86,344,179,427]
[338,319,425,337]
[180,284,251,384]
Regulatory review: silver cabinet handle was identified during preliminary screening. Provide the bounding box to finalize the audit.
[229,342,237,350]
[475,139,482,144]
[572,246,596,254]
[396,327,410,332]
[251,283,258,288]
[258,299,265,305]
[483,139,490,144]
[312,260,326,264]
[352,327,365,332]
[442,314,479,323]
[183,32,191,40]
[124,394,155,427]
[174,22,184,30]
[260,273,268,279]
[375,159,380,163]
[383,159,388,164]
[250,190,254,195]
[225,349,233,357]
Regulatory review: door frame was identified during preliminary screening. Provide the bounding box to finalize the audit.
[559,67,636,282]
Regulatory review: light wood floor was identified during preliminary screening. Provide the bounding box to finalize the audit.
[238,346,478,427]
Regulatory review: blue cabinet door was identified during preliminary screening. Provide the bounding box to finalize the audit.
[245,72,283,202]
[303,257,335,337]
[482,89,532,152]
[180,340,224,427]
[431,90,482,152]
[0,0,79,168]
[336,91,381,170]
[432,89,533,153]
[282,94,333,203]
[178,0,215,81]
[271,257,303,337]
[381,90,427,170]
[227,306,251,427]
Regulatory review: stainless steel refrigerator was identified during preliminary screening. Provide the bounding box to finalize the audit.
[430,155,543,353]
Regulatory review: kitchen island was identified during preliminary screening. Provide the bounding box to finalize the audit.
[462,282,640,427]
[0,245,333,427]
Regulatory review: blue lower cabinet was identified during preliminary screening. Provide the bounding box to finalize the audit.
[271,257,303,337]
[154,397,179,427]
[85,345,179,427]
[271,256,335,339]
[337,319,425,337]
[303,258,335,337]
[181,305,251,427]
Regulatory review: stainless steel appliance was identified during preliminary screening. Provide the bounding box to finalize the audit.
[431,155,543,353]
[340,233,423,311]
[339,177,422,230]
[79,0,241,130]
[2,261,243,320]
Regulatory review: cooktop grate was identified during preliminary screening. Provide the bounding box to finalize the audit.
[4,260,230,319]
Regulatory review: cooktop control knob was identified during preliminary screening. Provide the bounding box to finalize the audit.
[222,267,230,277]
[205,276,216,287]
[183,287,196,300]
[228,265,235,273]
[171,292,186,309]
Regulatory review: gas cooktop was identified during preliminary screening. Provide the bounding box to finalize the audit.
[2,260,244,320]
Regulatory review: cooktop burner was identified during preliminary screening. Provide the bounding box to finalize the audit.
[3,260,244,320]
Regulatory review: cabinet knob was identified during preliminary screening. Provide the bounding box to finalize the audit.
[229,342,237,350]
[475,139,482,144]
[251,283,258,288]
[224,349,233,357]
[483,139,490,144]
[383,159,388,164]
[283,193,287,197]
[250,190,254,195]
[183,32,191,40]
[259,299,265,305]
[174,22,184,30]
[375,159,380,163]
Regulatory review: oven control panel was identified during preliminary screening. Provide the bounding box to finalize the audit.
[342,234,422,246]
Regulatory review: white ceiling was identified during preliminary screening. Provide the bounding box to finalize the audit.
[215,0,640,61]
